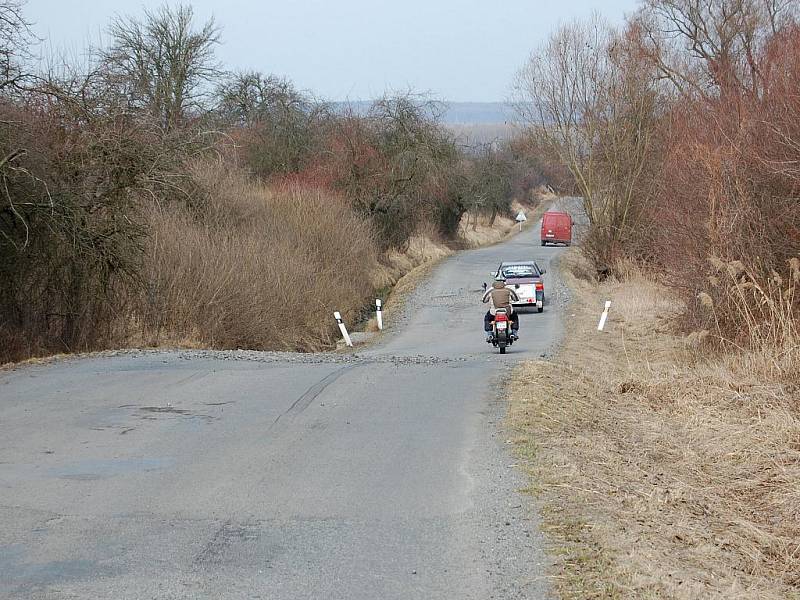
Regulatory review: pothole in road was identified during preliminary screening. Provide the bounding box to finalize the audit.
[135,405,215,423]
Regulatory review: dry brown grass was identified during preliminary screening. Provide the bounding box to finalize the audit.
[509,251,800,599]
[361,226,453,335]
[457,199,546,249]
[695,257,799,385]
[372,224,453,291]
[135,160,377,352]
[458,212,517,247]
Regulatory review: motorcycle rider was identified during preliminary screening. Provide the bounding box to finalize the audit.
[482,274,520,340]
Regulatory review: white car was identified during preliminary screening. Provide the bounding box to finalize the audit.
[494,261,546,313]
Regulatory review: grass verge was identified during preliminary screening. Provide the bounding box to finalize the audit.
[509,251,800,599]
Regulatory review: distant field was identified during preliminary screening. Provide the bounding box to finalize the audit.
[447,122,520,146]
[441,103,521,146]
[437,102,519,124]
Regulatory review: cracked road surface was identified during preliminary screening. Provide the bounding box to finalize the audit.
[1,209,572,599]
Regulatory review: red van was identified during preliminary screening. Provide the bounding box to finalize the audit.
[541,211,573,246]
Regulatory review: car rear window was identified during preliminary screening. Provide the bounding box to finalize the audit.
[502,264,538,278]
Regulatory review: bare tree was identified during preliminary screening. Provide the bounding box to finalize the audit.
[0,0,32,90]
[514,17,610,221]
[215,72,332,177]
[464,144,514,224]
[216,72,309,126]
[103,3,221,129]
[636,0,799,98]
[325,93,461,246]
[513,15,660,265]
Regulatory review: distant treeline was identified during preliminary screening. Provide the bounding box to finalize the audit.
[331,101,521,125]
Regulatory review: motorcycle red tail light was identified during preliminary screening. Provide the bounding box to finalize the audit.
[495,313,509,321]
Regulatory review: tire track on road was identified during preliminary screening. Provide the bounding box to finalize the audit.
[268,364,356,431]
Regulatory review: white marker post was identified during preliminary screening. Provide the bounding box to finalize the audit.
[597,300,612,331]
[515,210,527,232]
[334,311,353,347]
[375,299,383,331]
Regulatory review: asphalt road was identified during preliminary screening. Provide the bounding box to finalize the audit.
[1,206,572,600]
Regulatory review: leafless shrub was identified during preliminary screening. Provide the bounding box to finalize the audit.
[216,72,311,126]
[643,19,800,351]
[0,87,151,361]
[458,144,514,224]
[0,41,217,363]
[216,72,330,178]
[140,162,377,351]
[321,93,465,247]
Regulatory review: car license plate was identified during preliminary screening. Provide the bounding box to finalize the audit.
[546,233,554,237]
[497,322,507,331]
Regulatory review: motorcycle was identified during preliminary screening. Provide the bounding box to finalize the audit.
[488,308,514,354]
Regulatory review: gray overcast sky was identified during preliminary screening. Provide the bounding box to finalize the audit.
[27,1,640,101]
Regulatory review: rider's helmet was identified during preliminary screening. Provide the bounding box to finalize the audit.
[494,274,506,283]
